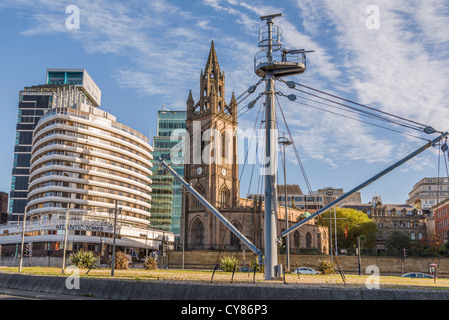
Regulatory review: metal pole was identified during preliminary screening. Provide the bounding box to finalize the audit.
[281,134,290,270]
[264,73,278,280]
[329,209,333,263]
[281,132,449,239]
[111,200,118,277]
[334,206,338,256]
[62,208,69,273]
[357,236,362,276]
[18,207,28,272]
[182,191,185,269]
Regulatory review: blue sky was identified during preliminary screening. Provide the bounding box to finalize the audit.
[0,0,448,205]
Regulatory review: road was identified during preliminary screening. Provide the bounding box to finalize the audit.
[0,288,103,300]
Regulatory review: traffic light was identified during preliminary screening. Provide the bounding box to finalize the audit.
[401,248,407,261]
[24,244,29,256]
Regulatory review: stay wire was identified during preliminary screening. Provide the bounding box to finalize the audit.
[282,96,429,142]
[276,95,345,282]
[282,79,428,129]
[285,86,424,133]
[289,90,423,133]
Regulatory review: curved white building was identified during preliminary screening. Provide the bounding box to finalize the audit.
[1,102,173,259]
[28,105,153,227]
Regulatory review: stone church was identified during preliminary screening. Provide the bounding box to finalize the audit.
[182,41,328,255]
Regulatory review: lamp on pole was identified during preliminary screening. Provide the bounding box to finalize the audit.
[111,200,122,277]
[62,207,70,273]
[18,206,28,273]
[278,133,292,270]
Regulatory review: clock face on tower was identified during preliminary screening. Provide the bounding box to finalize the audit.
[221,168,226,176]
[196,167,203,175]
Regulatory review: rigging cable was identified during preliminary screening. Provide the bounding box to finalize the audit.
[277,92,429,142]
[275,94,346,284]
[278,79,430,131]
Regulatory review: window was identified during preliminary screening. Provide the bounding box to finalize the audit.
[306,232,312,248]
[230,222,240,247]
[194,220,204,246]
[194,184,205,209]
[219,186,230,207]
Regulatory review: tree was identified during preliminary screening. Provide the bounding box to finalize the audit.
[317,208,378,251]
[427,231,444,258]
[385,230,412,254]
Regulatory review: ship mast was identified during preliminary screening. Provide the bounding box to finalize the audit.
[255,13,310,279]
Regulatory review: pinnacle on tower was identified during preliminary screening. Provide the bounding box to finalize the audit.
[205,40,220,74]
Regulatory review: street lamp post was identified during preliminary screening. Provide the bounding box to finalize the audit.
[278,133,292,270]
[111,200,121,277]
[18,207,28,272]
[62,207,70,273]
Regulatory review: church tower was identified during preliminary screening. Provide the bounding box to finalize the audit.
[185,41,241,249]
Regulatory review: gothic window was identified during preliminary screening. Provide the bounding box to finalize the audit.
[201,130,206,155]
[219,186,230,207]
[194,219,204,246]
[230,222,240,247]
[294,231,300,249]
[194,184,205,209]
[306,232,312,248]
[221,131,228,161]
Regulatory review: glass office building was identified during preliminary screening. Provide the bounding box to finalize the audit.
[151,110,186,240]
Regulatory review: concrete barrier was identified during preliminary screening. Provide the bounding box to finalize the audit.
[1,272,449,300]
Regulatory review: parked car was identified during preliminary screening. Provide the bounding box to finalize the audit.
[239,266,251,272]
[401,272,433,279]
[292,267,319,275]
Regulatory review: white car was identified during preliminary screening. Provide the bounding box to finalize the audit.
[292,267,319,275]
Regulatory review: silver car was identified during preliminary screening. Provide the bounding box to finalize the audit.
[293,267,320,275]
[401,272,433,279]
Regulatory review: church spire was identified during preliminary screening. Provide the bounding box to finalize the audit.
[205,40,220,73]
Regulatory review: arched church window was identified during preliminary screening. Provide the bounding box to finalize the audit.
[219,186,230,207]
[230,222,240,247]
[294,231,300,249]
[194,219,204,246]
[306,232,312,248]
[221,131,228,161]
[194,184,205,209]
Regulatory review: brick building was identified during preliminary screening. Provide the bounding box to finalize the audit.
[433,198,449,242]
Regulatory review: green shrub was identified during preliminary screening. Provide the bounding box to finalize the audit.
[69,250,98,269]
[316,258,335,275]
[219,256,239,272]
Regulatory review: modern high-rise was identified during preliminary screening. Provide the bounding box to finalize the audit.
[0,192,8,225]
[1,69,175,258]
[9,69,101,223]
[407,177,449,215]
[151,110,186,240]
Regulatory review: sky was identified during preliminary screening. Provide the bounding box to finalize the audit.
[0,0,448,206]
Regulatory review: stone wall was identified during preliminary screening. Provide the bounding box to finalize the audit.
[168,251,448,276]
